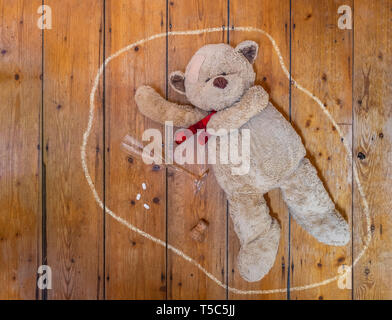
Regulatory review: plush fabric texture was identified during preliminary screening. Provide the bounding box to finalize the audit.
[135,41,350,282]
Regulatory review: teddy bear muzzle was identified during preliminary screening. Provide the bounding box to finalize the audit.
[213,76,228,89]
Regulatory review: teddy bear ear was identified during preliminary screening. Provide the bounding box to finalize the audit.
[235,40,259,64]
[169,71,186,95]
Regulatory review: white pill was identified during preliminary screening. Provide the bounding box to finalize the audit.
[136,194,141,200]
[144,204,150,210]
[142,183,147,190]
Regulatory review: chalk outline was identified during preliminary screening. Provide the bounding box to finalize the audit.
[81,26,371,295]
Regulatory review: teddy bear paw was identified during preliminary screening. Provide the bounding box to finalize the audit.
[312,209,350,246]
[135,85,155,100]
[237,219,281,282]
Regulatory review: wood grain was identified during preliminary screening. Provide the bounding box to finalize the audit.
[44,0,104,299]
[167,0,228,299]
[290,0,353,300]
[353,0,392,300]
[1,0,392,300]
[104,0,167,299]
[0,0,41,299]
[228,0,291,300]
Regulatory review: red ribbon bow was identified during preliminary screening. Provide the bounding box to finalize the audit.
[175,110,217,145]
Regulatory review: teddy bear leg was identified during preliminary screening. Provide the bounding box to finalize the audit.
[280,158,350,246]
[228,193,281,282]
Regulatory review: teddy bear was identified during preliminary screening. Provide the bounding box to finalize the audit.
[134,40,350,282]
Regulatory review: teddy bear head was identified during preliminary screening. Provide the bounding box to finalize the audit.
[169,40,258,112]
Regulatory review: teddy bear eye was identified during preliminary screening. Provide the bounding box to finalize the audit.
[205,78,211,83]
[220,72,227,76]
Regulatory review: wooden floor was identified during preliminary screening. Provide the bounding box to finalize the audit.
[0,0,391,300]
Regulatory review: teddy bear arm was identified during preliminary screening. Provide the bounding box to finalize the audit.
[207,104,252,133]
[207,86,269,134]
[135,85,207,126]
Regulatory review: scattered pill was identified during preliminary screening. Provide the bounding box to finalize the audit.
[144,204,150,210]
[142,183,147,190]
[136,194,141,200]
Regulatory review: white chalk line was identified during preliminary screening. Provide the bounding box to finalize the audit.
[81,26,371,295]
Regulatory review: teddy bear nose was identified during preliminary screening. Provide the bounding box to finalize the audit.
[213,77,228,89]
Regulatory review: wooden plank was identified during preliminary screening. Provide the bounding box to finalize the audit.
[44,0,104,299]
[290,0,353,299]
[104,0,167,299]
[228,0,291,300]
[353,0,392,300]
[167,0,228,299]
[0,0,41,299]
